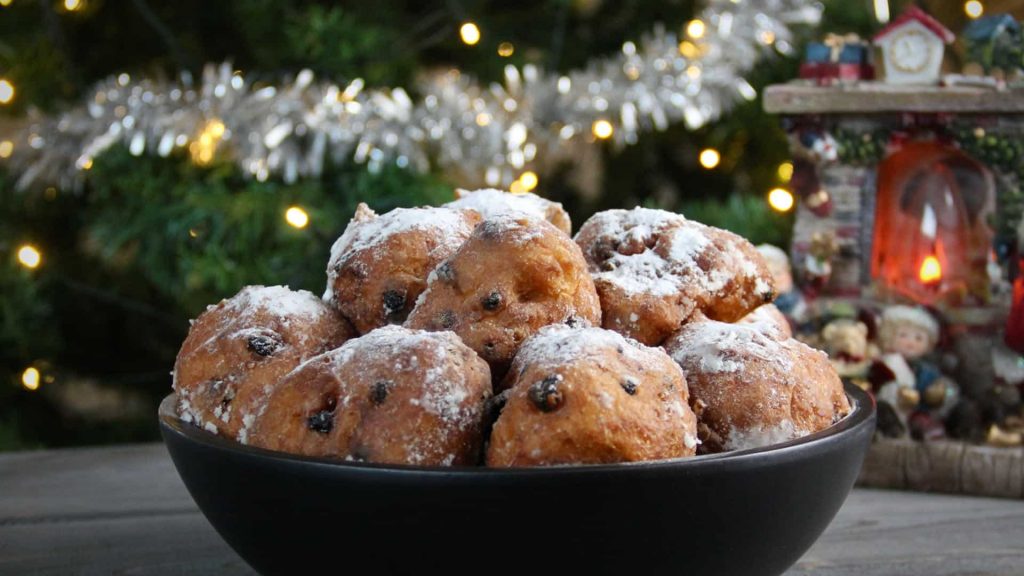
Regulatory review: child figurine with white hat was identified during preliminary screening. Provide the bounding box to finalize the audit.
[870,305,959,439]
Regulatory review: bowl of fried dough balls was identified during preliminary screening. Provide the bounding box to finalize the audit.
[159,189,875,576]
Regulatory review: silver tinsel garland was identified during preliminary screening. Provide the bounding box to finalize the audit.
[2,0,820,191]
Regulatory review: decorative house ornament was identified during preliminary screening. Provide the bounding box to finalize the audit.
[872,5,955,85]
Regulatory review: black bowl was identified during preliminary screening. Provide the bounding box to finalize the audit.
[159,383,874,576]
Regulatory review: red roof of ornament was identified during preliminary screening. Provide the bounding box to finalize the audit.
[873,5,955,44]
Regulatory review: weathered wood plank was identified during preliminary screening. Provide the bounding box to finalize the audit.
[2,444,1023,575]
[858,438,1024,499]
[764,83,1024,115]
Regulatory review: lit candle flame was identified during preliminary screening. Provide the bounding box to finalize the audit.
[919,255,942,284]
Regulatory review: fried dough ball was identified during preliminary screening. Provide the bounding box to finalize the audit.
[173,286,353,441]
[738,303,793,339]
[248,326,491,466]
[445,188,572,235]
[324,203,480,334]
[486,324,698,466]
[664,317,850,454]
[406,214,601,381]
[574,208,775,346]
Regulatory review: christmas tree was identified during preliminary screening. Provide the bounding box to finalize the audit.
[0,0,882,450]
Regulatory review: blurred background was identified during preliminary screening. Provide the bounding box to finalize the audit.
[0,0,1013,450]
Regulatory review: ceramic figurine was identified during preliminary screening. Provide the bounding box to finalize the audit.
[869,306,958,439]
[872,5,954,85]
[821,318,877,383]
[757,244,807,325]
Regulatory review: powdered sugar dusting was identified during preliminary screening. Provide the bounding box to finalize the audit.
[447,188,563,223]
[225,285,328,324]
[578,207,769,302]
[667,320,794,375]
[599,249,680,296]
[725,419,808,451]
[513,324,653,369]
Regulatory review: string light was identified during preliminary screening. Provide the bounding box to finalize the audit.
[698,148,721,169]
[0,79,14,105]
[964,0,983,19]
[63,0,82,11]
[17,244,42,269]
[285,206,310,229]
[518,170,538,191]
[777,161,793,181]
[190,119,226,166]
[678,41,700,58]
[686,19,706,39]
[0,140,13,159]
[768,188,794,212]
[0,0,12,8]
[509,179,527,194]
[497,42,514,57]
[758,30,776,45]
[475,112,492,126]
[459,22,481,46]
[592,119,614,140]
[22,367,40,391]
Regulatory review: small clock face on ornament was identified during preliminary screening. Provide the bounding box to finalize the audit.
[889,29,931,73]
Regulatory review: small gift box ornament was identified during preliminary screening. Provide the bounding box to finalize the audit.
[800,33,875,86]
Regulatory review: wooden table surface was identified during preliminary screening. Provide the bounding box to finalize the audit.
[2,444,1023,576]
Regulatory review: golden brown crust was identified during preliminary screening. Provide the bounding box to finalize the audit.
[664,317,850,454]
[248,326,492,466]
[446,188,572,235]
[406,214,601,381]
[574,208,775,346]
[324,203,480,335]
[173,286,353,441]
[486,325,698,466]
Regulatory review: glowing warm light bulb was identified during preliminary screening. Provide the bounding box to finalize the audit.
[190,119,226,166]
[777,161,794,181]
[678,41,699,58]
[686,19,706,39]
[873,0,890,24]
[63,0,82,11]
[0,140,13,159]
[519,170,538,191]
[509,179,527,194]
[964,1,983,18]
[497,42,514,57]
[768,188,794,212]
[699,148,721,169]
[0,0,12,8]
[0,79,14,105]
[460,22,481,46]
[17,244,41,269]
[22,367,40,391]
[919,255,942,283]
[592,119,614,140]
[285,206,310,229]
[475,112,491,126]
